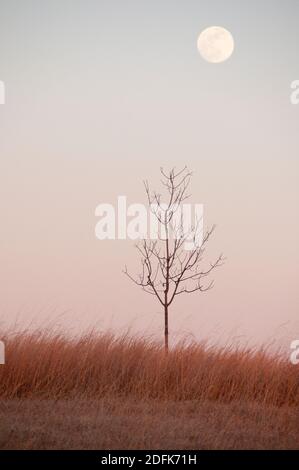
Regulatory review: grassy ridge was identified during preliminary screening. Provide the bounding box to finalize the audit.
[0,330,298,405]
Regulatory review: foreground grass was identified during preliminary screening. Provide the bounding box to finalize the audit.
[0,329,298,449]
[0,398,298,449]
[0,330,298,404]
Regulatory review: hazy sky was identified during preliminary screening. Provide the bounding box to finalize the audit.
[0,0,298,347]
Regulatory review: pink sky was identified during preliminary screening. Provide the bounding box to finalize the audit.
[0,0,298,349]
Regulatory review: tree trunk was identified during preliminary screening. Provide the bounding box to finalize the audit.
[164,304,169,353]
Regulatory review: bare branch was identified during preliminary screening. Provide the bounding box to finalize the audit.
[124,167,223,351]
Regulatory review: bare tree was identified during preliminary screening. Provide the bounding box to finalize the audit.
[124,167,223,352]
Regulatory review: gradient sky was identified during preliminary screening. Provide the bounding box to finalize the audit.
[0,0,298,347]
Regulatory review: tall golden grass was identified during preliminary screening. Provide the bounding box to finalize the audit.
[0,329,298,406]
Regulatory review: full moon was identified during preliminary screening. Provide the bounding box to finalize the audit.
[197,26,234,63]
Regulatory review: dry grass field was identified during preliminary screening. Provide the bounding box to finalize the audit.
[0,329,298,449]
